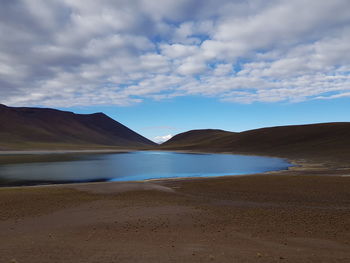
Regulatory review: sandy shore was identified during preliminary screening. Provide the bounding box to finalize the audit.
[1,161,350,263]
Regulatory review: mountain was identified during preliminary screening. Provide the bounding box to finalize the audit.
[0,104,156,150]
[163,129,233,145]
[161,123,350,164]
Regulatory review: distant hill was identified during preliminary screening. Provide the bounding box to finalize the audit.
[163,129,234,145]
[0,104,156,150]
[161,123,350,164]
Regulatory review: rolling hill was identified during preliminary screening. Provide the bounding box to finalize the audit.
[161,123,350,164]
[0,104,156,150]
[2,102,350,165]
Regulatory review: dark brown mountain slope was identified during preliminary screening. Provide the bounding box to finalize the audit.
[0,104,156,150]
[163,129,233,147]
[161,123,350,164]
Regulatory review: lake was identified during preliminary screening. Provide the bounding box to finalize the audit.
[0,151,292,186]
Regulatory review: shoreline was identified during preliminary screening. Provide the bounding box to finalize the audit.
[1,147,346,190]
[0,147,325,170]
[1,166,349,263]
[1,149,349,262]
[0,149,302,189]
[0,159,346,191]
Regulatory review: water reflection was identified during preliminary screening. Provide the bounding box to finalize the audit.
[0,151,292,186]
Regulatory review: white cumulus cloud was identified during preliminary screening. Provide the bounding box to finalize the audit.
[0,0,350,107]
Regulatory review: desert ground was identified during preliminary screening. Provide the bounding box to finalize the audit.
[1,157,350,263]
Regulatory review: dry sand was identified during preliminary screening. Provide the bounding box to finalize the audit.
[0,163,350,262]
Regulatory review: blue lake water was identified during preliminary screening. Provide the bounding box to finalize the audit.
[0,151,292,186]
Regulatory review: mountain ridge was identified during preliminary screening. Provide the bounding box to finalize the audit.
[161,122,350,164]
[0,104,156,150]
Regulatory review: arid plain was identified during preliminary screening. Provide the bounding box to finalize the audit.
[1,155,350,263]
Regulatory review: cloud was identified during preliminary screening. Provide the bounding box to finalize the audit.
[1,0,350,107]
[153,134,173,143]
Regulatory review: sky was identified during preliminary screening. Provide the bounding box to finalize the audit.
[1,0,350,142]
